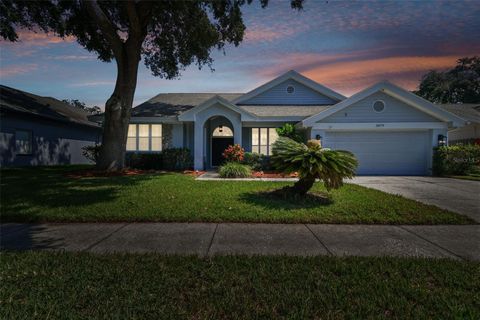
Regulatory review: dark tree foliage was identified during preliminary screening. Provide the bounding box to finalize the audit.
[0,0,303,170]
[415,56,480,104]
[63,99,102,115]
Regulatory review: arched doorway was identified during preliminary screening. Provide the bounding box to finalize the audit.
[204,116,234,168]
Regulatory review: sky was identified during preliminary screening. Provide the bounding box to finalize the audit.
[1,0,479,108]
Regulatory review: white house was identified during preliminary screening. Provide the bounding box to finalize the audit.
[127,70,466,175]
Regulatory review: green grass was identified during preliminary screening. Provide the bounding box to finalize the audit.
[447,175,480,181]
[1,252,478,319]
[0,166,474,224]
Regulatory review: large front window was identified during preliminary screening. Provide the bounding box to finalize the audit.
[251,128,278,155]
[127,124,162,152]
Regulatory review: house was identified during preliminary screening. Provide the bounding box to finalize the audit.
[437,104,480,144]
[128,70,465,175]
[0,85,102,166]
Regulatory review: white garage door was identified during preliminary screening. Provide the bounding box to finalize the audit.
[325,131,429,175]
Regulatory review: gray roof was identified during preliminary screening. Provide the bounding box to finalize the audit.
[438,104,480,124]
[133,92,332,119]
[240,105,331,117]
[0,85,100,128]
[133,93,243,118]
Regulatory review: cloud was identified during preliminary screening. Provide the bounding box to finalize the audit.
[0,64,38,78]
[2,30,75,47]
[49,55,96,60]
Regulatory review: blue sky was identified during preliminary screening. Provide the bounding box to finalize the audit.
[1,0,479,108]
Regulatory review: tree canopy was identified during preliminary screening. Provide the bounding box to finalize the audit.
[415,56,480,104]
[62,99,102,115]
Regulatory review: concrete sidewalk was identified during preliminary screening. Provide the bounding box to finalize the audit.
[1,223,478,261]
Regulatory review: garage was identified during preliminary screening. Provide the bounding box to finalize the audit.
[324,131,430,175]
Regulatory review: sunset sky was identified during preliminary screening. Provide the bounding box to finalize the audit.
[1,0,479,108]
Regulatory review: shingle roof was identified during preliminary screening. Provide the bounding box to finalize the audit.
[0,85,100,128]
[239,105,331,117]
[438,104,480,124]
[132,93,243,118]
[132,92,332,119]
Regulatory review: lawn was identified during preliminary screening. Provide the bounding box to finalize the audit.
[1,252,478,319]
[0,166,474,224]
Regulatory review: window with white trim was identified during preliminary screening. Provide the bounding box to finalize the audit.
[126,124,162,152]
[15,130,32,155]
[251,128,278,155]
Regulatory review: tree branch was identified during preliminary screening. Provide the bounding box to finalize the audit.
[82,0,123,59]
[126,1,141,36]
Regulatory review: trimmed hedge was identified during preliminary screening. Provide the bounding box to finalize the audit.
[432,144,480,176]
[218,162,252,178]
[126,148,192,171]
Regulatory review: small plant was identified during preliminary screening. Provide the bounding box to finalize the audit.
[276,123,303,143]
[433,144,480,175]
[222,144,245,162]
[243,152,272,171]
[271,137,357,195]
[81,144,101,164]
[219,162,252,178]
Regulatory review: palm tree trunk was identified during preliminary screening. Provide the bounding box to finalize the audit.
[291,175,316,195]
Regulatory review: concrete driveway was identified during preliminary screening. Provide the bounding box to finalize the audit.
[350,176,480,222]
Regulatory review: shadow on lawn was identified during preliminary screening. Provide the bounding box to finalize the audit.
[0,166,164,221]
[239,189,333,211]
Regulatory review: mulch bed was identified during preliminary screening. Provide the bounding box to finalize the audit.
[252,171,298,178]
[65,169,206,179]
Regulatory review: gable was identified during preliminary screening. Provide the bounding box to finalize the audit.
[320,91,442,123]
[240,79,339,105]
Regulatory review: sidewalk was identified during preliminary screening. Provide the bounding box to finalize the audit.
[2,223,478,260]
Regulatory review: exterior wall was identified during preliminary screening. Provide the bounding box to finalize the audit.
[322,92,441,123]
[241,79,337,105]
[448,123,480,142]
[0,114,101,167]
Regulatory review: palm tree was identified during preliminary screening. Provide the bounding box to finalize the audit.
[271,137,358,195]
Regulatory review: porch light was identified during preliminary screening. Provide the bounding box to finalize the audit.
[315,134,322,141]
[219,125,223,133]
[438,134,447,147]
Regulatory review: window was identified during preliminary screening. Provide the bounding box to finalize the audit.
[286,85,295,94]
[212,126,233,137]
[251,128,278,155]
[15,130,32,155]
[126,124,162,152]
[373,100,385,112]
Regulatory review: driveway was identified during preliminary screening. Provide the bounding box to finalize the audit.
[350,176,480,222]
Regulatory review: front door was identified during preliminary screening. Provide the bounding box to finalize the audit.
[211,137,234,167]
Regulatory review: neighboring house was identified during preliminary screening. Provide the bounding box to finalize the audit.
[0,85,102,166]
[127,70,465,175]
[437,104,480,144]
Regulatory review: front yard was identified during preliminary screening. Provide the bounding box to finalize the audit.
[0,166,473,224]
[1,252,478,319]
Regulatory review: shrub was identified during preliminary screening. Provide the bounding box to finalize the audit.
[81,144,101,164]
[271,137,358,195]
[222,144,245,162]
[219,162,252,178]
[162,148,192,170]
[433,144,480,176]
[125,148,192,171]
[243,152,272,171]
[276,123,303,143]
[125,153,163,170]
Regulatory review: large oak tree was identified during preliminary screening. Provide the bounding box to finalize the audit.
[1,0,302,170]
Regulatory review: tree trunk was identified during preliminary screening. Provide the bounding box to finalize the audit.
[291,175,316,195]
[96,44,141,171]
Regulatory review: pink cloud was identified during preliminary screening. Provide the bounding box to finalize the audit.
[0,64,38,78]
[3,30,75,46]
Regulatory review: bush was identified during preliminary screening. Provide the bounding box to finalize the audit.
[433,144,480,176]
[219,162,252,178]
[222,144,245,162]
[276,123,303,143]
[243,152,272,171]
[81,144,101,164]
[125,148,192,171]
[162,148,192,170]
[125,153,163,170]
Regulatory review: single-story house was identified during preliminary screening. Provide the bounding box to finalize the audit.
[0,85,102,166]
[437,104,480,144]
[128,70,466,175]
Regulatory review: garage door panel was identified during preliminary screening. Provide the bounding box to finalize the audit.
[325,131,429,175]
